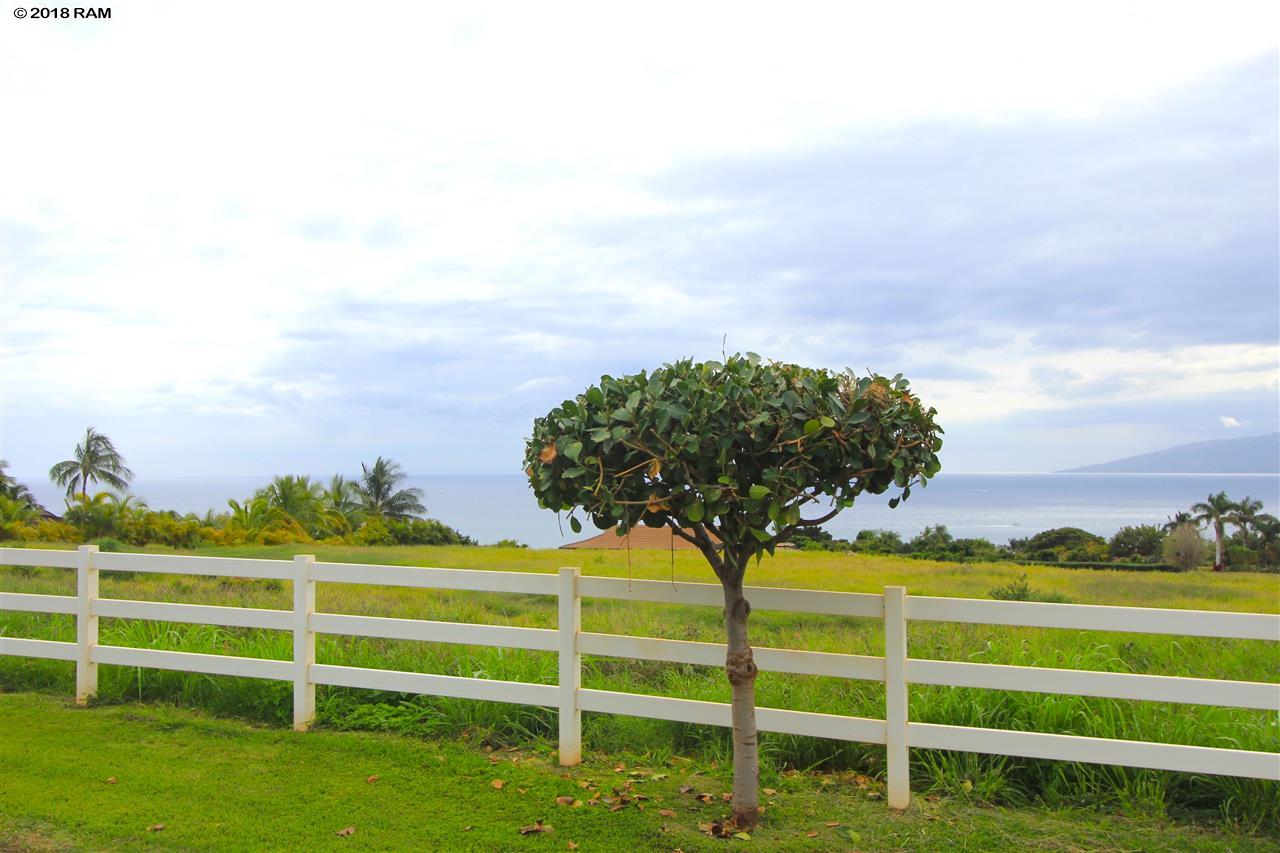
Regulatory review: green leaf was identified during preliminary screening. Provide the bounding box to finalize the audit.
[569,516,582,533]
[564,441,583,462]
[748,484,771,500]
[749,527,772,543]
[767,500,781,522]
[686,499,705,522]
[803,418,821,436]
[820,415,836,428]
[837,827,861,843]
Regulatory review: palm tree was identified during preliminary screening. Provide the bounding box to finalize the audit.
[1253,514,1280,567]
[0,460,37,507]
[1162,510,1194,532]
[258,475,322,528]
[318,474,364,535]
[1228,496,1265,545]
[227,496,285,536]
[357,457,425,520]
[48,427,134,505]
[1191,491,1237,572]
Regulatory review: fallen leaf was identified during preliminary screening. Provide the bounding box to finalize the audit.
[147,824,165,832]
[610,804,625,812]
[336,827,355,837]
[366,775,379,784]
[106,777,117,784]
[651,773,668,781]
[492,779,505,790]
[578,780,592,789]
[567,843,579,851]
[463,826,473,832]
[733,832,751,840]
[695,793,713,804]
[556,796,576,806]
[838,827,862,843]
[518,788,528,795]
[720,793,733,802]
[866,791,883,799]
[762,787,776,796]
[659,809,677,818]
[614,764,626,773]
[679,785,695,794]
[825,821,841,827]
[806,831,819,838]
[519,820,553,835]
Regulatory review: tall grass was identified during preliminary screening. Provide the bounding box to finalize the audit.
[2,547,1277,831]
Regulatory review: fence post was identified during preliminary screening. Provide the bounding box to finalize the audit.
[884,585,910,809]
[558,567,582,765]
[75,544,100,705]
[293,554,316,731]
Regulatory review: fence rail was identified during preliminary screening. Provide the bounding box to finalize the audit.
[2,545,1278,810]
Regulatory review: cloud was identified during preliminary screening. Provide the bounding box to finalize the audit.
[1,5,1277,475]
[1220,416,1245,428]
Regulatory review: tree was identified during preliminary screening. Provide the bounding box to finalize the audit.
[525,355,942,828]
[908,524,954,553]
[1108,525,1165,563]
[1252,514,1280,567]
[1162,523,1207,571]
[0,460,37,507]
[318,474,364,536]
[259,475,323,529]
[357,457,425,519]
[48,427,135,507]
[1191,491,1237,571]
[1162,511,1193,532]
[1228,496,1265,545]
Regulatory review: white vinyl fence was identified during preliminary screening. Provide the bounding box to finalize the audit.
[2,545,1278,809]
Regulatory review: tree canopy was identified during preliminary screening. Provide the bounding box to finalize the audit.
[525,355,942,583]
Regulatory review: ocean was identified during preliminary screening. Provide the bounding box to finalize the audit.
[22,473,1280,549]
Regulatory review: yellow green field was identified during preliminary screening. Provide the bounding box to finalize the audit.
[2,544,1277,833]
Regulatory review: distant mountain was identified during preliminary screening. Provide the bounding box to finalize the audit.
[1059,433,1279,474]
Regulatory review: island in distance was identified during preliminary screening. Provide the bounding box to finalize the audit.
[1058,432,1279,474]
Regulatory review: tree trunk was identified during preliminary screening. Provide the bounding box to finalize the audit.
[722,579,759,829]
[1213,527,1224,572]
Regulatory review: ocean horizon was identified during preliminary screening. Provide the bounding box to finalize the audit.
[19,472,1280,550]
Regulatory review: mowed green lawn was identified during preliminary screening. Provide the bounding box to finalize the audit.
[2,544,1277,836]
[2,692,1275,852]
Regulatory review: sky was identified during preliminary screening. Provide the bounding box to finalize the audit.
[2,1,1278,479]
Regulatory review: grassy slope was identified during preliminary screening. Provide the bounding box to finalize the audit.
[2,692,1273,853]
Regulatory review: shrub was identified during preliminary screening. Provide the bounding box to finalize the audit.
[989,573,1069,603]
[1162,523,1208,571]
[490,539,528,548]
[1109,525,1164,563]
[384,518,475,546]
[1017,527,1109,562]
[91,537,123,552]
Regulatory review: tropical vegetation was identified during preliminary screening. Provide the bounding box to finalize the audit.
[0,435,472,548]
[791,493,1277,572]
